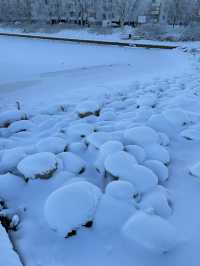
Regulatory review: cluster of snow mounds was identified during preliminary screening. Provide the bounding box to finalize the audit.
[45,181,102,237]
[17,152,58,180]
[122,210,180,254]
[0,110,27,128]
[0,223,22,266]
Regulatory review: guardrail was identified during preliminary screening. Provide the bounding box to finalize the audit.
[0,32,178,50]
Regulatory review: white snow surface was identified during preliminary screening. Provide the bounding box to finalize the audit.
[0,36,200,266]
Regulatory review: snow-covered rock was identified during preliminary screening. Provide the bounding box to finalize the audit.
[58,152,86,174]
[44,181,102,236]
[125,145,146,164]
[0,110,27,128]
[124,126,159,147]
[76,101,100,118]
[136,94,157,108]
[36,137,67,154]
[0,148,26,174]
[0,139,14,150]
[139,188,172,218]
[8,120,34,134]
[181,127,200,141]
[99,110,116,121]
[95,141,124,175]
[189,162,200,178]
[105,180,138,201]
[148,114,175,137]
[105,152,158,193]
[86,132,122,149]
[122,211,180,253]
[144,144,170,165]
[68,142,87,154]
[162,108,189,128]
[144,160,168,183]
[17,152,57,180]
[158,132,170,146]
[104,151,137,179]
[67,123,94,139]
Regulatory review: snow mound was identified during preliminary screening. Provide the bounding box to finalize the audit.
[122,211,180,253]
[76,101,100,118]
[104,151,137,179]
[17,152,57,180]
[189,162,200,178]
[140,188,172,218]
[8,120,34,134]
[144,160,168,183]
[67,123,94,139]
[44,181,102,236]
[99,110,116,121]
[68,142,87,154]
[86,132,122,149]
[125,145,146,164]
[181,127,200,141]
[0,147,26,174]
[162,108,189,128]
[124,126,159,147]
[105,180,138,201]
[95,141,124,174]
[0,110,27,128]
[58,152,86,174]
[0,223,22,266]
[105,152,158,193]
[137,94,157,108]
[158,132,170,146]
[144,144,170,165]
[148,114,175,137]
[36,137,67,154]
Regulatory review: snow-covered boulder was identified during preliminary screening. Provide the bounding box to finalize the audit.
[68,142,87,154]
[67,123,94,139]
[76,101,100,118]
[181,127,200,141]
[104,151,137,179]
[148,114,175,137]
[124,126,159,147]
[158,132,170,146]
[86,132,122,149]
[122,211,180,253]
[144,160,168,183]
[0,110,27,128]
[125,145,146,164]
[95,181,137,231]
[139,187,172,218]
[44,181,102,237]
[58,152,86,175]
[17,152,57,180]
[0,148,26,174]
[162,108,189,128]
[105,152,158,193]
[144,144,170,165]
[189,162,200,178]
[95,141,124,175]
[105,180,138,201]
[136,94,157,108]
[8,120,34,134]
[99,110,116,121]
[36,137,67,154]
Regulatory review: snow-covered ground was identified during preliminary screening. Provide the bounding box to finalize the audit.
[1,35,200,266]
